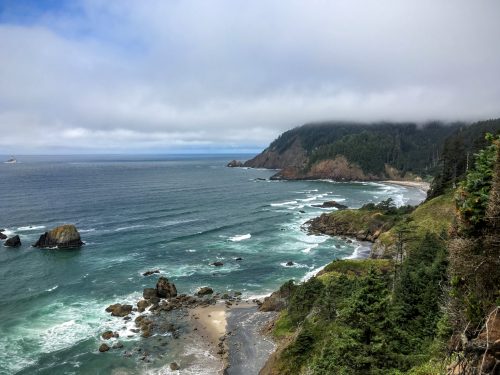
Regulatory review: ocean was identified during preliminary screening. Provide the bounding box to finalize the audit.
[0,155,425,374]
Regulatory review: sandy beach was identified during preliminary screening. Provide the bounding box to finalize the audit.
[381,180,430,194]
[188,301,276,375]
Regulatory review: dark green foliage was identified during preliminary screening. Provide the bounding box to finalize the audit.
[455,134,499,234]
[287,277,324,325]
[267,121,460,176]
[428,119,500,198]
[274,233,449,374]
[361,197,415,215]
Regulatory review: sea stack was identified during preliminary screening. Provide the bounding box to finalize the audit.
[34,224,83,248]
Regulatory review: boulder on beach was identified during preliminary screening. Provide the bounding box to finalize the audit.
[4,235,21,247]
[34,224,83,248]
[197,286,214,296]
[156,277,177,298]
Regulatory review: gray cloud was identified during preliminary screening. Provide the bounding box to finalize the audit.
[1,0,499,153]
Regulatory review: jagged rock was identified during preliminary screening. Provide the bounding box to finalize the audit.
[34,224,83,248]
[211,261,224,267]
[99,343,110,352]
[170,362,180,370]
[105,303,133,317]
[143,288,157,299]
[0,231,7,240]
[259,284,294,312]
[4,235,21,247]
[101,331,118,340]
[137,299,151,312]
[156,277,177,298]
[226,160,243,167]
[235,257,243,261]
[142,270,160,276]
[197,287,214,296]
[285,261,294,266]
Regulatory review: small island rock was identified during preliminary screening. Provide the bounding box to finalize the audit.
[4,235,21,247]
[99,343,110,352]
[285,261,294,267]
[211,261,224,267]
[0,231,7,240]
[34,224,83,248]
[226,160,243,167]
[142,270,160,276]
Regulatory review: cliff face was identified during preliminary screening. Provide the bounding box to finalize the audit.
[243,138,307,169]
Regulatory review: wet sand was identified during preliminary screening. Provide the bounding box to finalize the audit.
[381,180,430,194]
[188,302,276,375]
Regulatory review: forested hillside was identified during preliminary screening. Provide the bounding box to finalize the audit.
[241,120,500,182]
[260,134,500,375]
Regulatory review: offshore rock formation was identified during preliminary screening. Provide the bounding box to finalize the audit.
[227,160,244,167]
[34,224,83,248]
[4,235,21,247]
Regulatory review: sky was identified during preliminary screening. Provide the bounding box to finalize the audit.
[0,0,499,154]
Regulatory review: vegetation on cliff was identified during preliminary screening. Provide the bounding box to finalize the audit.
[243,119,500,182]
[262,135,500,374]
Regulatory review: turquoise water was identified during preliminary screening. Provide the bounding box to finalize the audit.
[0,155,425,374]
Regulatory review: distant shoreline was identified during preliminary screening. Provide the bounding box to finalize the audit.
[380,180,430,194]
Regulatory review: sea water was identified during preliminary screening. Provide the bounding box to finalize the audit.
[0,155,425,374]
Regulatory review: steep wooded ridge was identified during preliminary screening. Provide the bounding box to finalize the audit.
[242,120,500,181]
[259,134,500,375]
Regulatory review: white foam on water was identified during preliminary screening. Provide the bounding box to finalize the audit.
[17,225,46,231]
[302,244,319,253]
[185,249,197,253]
[301,265,327,281]
[79,228,96,233]
[228,233,251,242]
[46,285,59,292]
[280,262,313,269]
[114,224,146,232]
[270,200,297,207]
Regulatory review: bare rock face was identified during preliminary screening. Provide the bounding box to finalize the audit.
[156,277,177,298]
[227,160,243,167]
[4,235,21,247]
[34,224,83,248]
[105,303,133,317]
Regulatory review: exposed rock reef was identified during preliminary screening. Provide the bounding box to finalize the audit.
[0,230,7,240]
[312,200,348,210]
[4,235,21,247]
[34,224,83,248]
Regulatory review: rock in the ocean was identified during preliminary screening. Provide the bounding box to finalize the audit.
[137,299,151,312]
[142,269,160,276]
[226,160,243,167]
[285,261,294,266]
[170,362,180,371]
[34,224,83,248]
[105,303,133,317]
[211,261,224,267]
[0,231,7,240]
[234,257,243,261]
[156,277,177,298]
[4,235,21,247]
[143,288,157,299]
[99,343,110,352]
[101,331,119,340]
[196,287,214,296]
[312,200,349,210]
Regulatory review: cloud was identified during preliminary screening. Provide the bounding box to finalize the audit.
[0,0,499,153]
